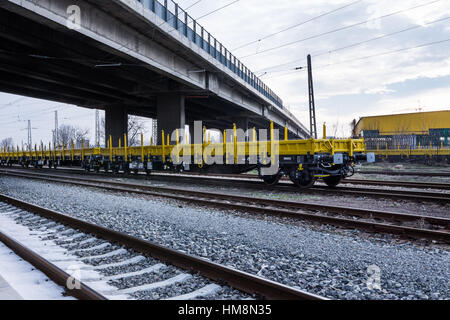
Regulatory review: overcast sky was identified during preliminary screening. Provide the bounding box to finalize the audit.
[1,0,449,146]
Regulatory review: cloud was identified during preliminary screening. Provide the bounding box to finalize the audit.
[377,86,450,114]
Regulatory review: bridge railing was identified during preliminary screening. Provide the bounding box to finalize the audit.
[137,0,284,109]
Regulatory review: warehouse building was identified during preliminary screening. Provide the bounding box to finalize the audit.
[355,110,450,150]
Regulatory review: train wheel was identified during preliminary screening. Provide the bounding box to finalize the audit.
[294,178,315,189]
[262,171,282,186]
[289,169,315,189]
[323,175,342,188]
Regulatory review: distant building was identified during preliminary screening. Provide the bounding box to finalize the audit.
[355,110,450,150]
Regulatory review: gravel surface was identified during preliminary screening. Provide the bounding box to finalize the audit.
[6,168,449,218]
[0,175,448,300]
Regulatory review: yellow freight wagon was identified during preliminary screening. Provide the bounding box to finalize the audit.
[0,123,374,189]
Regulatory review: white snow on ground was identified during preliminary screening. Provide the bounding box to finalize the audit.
[0,211,129,300]
[0,242,73,300]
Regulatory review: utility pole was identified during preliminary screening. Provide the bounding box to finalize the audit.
[152,119,158,145]
[54,110,59,148]
[307,54,317,139]
[95,109,100,147]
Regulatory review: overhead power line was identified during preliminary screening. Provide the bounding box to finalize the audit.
[196,0,240,20]
[317,37,450,69]
[232,0,364,51]
[156,0,203,28]
[257,15,450,74]
[264,37,450,79]
[185,0,204,10]
[0,97,27,110]
[240,0,443,59]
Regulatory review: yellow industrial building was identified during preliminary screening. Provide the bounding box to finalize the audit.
[355,110,450,160]
[356,110,450,147]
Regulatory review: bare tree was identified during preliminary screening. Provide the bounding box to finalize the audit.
[101,115,148,146]
[0,137,13,150]
[128,116,148,146]
[350,119,358,138]
[57,124,90,148]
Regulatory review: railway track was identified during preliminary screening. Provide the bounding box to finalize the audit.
[149,173,450,203]
[1,170,449,243]
[356,170,450,177]
[0,194,323,300]
[2,167,450,202]
[155,172,450,191]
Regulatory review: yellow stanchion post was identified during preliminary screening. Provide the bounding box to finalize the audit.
[162,131,166,164]
[141,133,144,161]
[71,140,74,161]
[233,123,237,164]
[81,139,84,161]
[323,123,327,140]
[203,126,206,145]
[124,134,128,162]
[109,136,113,162]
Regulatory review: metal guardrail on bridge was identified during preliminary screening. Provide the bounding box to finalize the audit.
[137,0,284,109]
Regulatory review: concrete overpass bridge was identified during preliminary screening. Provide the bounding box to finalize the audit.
[0,0,310,145]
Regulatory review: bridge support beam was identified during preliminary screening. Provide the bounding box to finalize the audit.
[105,106,128,147]
[157,95,185,144]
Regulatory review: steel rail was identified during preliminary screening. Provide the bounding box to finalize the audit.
[2,170,449,243]
[0,229,106,300]
[340,179,450,190]
[145,173,450,203]
[150,171,450,190]
[356,170,450,177]
[0,193,324,300]
[2,167,449,201]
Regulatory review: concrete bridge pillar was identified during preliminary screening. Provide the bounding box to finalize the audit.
[157,94,185,144]
[105,106,128,147]
[233,117,249,141]
[188,121,195,144]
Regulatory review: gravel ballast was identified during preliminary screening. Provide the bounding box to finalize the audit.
[0,175,448,300]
